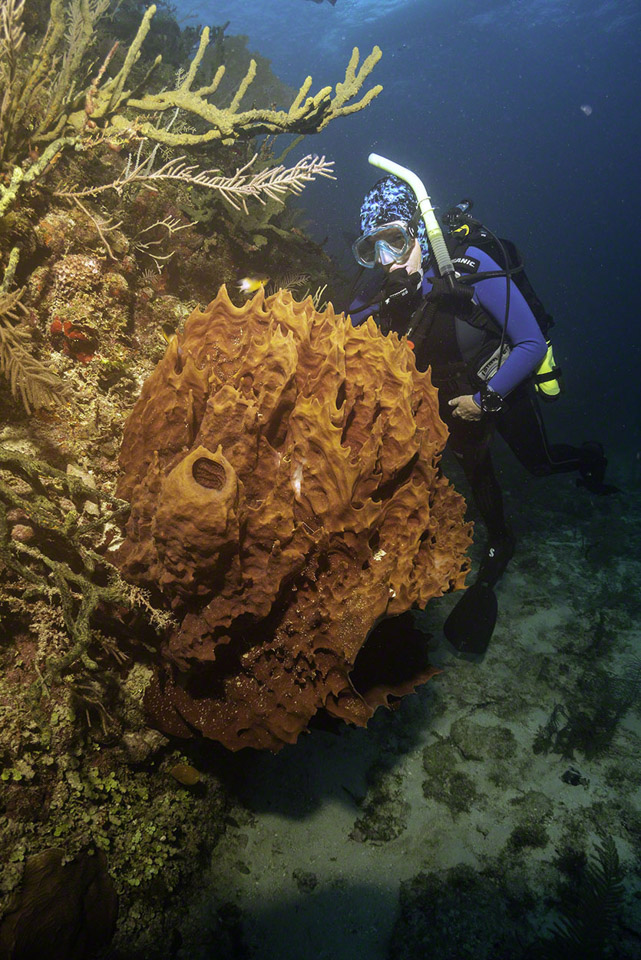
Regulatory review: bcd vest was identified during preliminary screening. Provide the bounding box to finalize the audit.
[447,225,563,400]
[409,228,562,400]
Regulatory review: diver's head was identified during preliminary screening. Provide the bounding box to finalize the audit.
[354,175,430,272]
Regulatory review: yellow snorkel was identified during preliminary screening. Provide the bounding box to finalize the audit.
[368,153,455,282]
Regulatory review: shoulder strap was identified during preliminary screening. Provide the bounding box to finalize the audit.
[447,226,555,335]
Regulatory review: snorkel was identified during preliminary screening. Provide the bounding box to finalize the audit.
[368,153,456,286]
[367,156,513,384]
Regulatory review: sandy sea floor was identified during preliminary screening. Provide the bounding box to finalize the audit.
[167,451,641,960]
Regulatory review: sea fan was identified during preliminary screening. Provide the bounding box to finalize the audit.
[0,288,64,413]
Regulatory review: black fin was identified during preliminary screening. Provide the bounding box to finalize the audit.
[576,478,621,496]
[443,583,498,657]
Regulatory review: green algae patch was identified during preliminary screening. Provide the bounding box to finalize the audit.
[421,739,483,818]
[350,762,410,843]
[0,633,229,955]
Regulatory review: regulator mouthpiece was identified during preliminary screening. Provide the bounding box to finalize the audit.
[442,198,474,228]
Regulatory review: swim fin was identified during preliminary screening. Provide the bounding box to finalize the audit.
[576,477,621,496]
[577,442,620,495]
[443,582,498,657]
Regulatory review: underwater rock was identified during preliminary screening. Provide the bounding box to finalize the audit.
[292,869,319,893]
[25,250,133,368]
[8,523,34,543]
[350,763,410,843]
[0,848,118,960]
[120,728,168,765]
[33,208,129,260]
[116,286,471,751]
[169,762,202,786]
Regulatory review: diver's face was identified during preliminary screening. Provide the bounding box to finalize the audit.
[385,238,422,274]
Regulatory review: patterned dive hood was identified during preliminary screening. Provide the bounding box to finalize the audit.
[358,175,430,267]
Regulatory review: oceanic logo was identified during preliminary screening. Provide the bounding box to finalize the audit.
[453,256,480,272]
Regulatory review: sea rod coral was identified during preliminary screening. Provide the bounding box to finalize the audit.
[116,287,472,752]
[0,0,382,216]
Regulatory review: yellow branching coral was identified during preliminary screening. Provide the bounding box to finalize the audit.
[107,39,383,146]
[0,0,382,162]
[0,0,381,233]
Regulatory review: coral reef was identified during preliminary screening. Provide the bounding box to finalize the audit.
[532,657,641,761]
[0,0,377,413]
[390,839,628,960]
[350,761,410,843]
[116,286,471,751]
[532,837,626,960]
[0,629,231,957]
[0,1,389,952]
[0,444,164,677]
[0,0,380,213]
[390,864,527,960]
[0,286,64,412]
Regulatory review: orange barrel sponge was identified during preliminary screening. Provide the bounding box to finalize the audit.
[116,286,472,751]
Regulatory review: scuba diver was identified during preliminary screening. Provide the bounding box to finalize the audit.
[348,155,615,655]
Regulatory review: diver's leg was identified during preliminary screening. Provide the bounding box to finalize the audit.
[449,421,515,587]
[496,384,578,474]
[496,384,611,490]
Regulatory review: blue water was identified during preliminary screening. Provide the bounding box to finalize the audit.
[180,0,641,467]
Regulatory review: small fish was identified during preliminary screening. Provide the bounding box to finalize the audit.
[237,274,269,295]
[159,322,178,344]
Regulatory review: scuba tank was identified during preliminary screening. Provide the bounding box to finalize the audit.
[535,343,562,400]
[442,200,563,401]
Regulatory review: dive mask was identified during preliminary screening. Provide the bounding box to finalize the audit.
[352,220,417,268]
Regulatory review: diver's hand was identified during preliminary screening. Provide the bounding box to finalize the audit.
[449,395,482,421]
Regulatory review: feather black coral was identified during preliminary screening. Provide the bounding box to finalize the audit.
[531,837,626,960]
[0,287,64,413]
